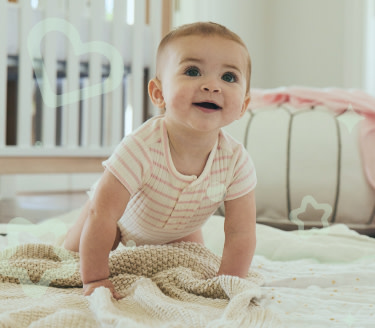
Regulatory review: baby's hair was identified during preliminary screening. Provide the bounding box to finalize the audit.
[156,22,251,94]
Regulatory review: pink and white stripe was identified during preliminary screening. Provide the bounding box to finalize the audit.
[102,115,257,245]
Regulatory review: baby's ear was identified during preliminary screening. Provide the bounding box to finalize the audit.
[239,94,251,118]
[148,78,165,109]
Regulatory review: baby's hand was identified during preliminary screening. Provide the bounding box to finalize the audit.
[83,278,123,300]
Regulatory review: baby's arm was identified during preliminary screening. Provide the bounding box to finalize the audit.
[217,190,256,278]
[79,169,130,298]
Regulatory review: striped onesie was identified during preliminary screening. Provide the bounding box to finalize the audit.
[101,115,257,246]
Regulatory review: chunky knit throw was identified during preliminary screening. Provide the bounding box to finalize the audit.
[0,242,281,327]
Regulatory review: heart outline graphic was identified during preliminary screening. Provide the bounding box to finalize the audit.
[27,17,124,107]
[2,217,78,298]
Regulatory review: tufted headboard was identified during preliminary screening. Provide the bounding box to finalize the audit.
[224,104,375,236]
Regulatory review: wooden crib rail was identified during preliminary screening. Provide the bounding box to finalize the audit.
[0,146,113,174]
[0,156,106,174]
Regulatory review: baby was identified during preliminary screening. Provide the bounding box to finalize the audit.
[64,22,257,299]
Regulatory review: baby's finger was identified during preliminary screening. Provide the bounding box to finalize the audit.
[112,289,124,300]
[82,286,95,296]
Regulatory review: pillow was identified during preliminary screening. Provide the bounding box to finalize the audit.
[224,104,375,235]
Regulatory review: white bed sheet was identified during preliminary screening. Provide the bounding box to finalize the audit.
[204,216,375,327]
[1,211,374,327]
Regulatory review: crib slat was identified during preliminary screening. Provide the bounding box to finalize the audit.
[109,0,126,146]
[148,0,163,117]
[0,0,8,147]
[80,77,90,146]
[124,73,133,136]
[148,0,163,74]
[88,0,105,147]
[17,0,34,147]
[132,0,146,130]
[41,1,58,148]
[60,78,69,146]
[101,81,110,146]
[65,0,83,148]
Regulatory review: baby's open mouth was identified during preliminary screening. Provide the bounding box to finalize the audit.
[193,102,222,110]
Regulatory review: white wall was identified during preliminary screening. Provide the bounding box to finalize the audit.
[263,0,346,88]
[172,0,370,91]
[364,0,375,95]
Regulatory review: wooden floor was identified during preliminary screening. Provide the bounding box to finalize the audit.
[0,192,88,224]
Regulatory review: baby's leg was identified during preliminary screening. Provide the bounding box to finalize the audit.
[64,200,121,252]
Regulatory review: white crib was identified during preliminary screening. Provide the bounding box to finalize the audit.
[0,0,166,179]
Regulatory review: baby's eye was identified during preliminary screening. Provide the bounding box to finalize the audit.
[222,72,237,83]
[184,67,201,77]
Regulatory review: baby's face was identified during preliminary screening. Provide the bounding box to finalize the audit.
[158,35,250,134]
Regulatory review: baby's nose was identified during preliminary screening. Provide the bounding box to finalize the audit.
[201,80,221,93]
[202,86,220,93]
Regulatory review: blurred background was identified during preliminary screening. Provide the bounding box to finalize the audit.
[1,0,374,221]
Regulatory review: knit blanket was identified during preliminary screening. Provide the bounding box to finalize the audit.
[0,242,281,328]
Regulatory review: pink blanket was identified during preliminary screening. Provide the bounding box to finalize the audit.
[249,87,375,191]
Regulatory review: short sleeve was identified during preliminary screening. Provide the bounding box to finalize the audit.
[103,135,152,196]
[225,145,257,201]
